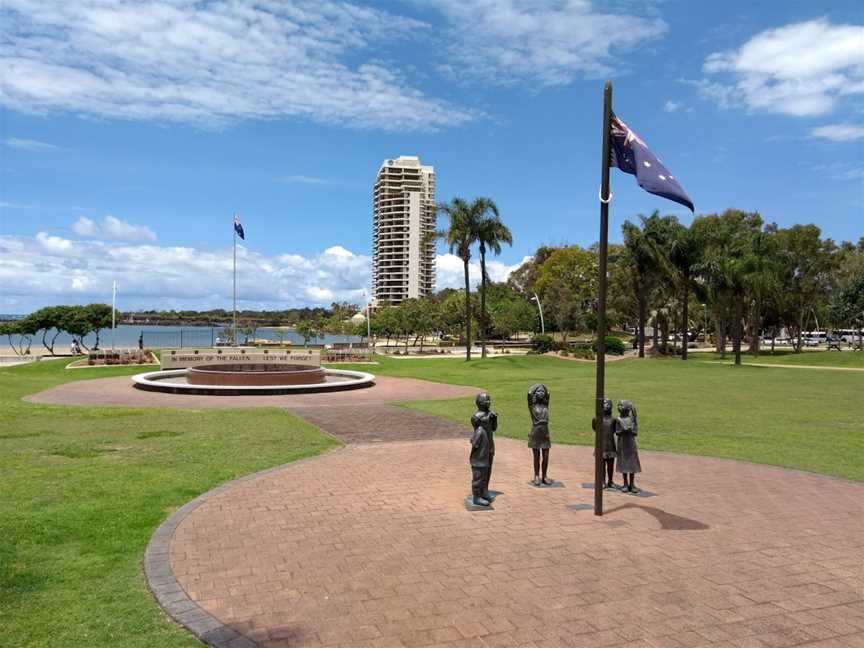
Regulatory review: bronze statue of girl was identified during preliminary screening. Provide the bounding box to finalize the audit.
[527,383,553,485]
[615,400,642,493]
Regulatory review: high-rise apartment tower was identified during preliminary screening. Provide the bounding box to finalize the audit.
[372,156,436,306]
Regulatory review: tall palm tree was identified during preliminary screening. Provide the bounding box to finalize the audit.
[475,202,512,358]
[435,197,482,360]
[668,224,704,360]
[622,218,659,357]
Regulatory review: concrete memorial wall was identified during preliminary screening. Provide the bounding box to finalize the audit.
[160,348,321,369]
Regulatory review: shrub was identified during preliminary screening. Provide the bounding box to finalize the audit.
[530,334,553,354]
[592,336,625,356]
[573,345,595,360]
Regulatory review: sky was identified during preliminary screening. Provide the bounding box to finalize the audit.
[1,0,862,313]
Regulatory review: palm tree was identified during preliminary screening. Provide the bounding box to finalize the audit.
[622,218,660,357]
[668,224,704,360]
[435,197,482,360]
[475,202,512,358]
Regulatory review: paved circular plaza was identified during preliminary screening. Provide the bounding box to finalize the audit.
[148,438,864,648]
[31,373,864,647]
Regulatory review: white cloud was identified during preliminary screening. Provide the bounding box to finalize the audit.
[700,19,864,116]
[3,136,58,151]
[809,123,864,142]
[435,253,522,291]
[663,100,691,113]
[811,162,864,182]
[102,215,157,242]
[281,175,328,185]
[1,233,528,311]
[71,215,156,241]
[433,0,666,86]
[0,0,476,131]
[35,231,73,253]
[72,216,99,236]
[1,233,372,310]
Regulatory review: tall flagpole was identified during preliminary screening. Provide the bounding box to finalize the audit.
[112,280,117,350]
[233,213,237,346]
[594,80,613,517]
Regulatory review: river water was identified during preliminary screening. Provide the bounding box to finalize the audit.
[3,324,361,351]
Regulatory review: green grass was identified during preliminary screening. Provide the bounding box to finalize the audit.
[0,360,338,648]
[341,354,864,481]
[3,352,863,646]
[696,349,864,368]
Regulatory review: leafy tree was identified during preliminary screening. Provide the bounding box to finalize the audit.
[370,307,400,346]
[437,289,474,340]
[295,318,322,347]
[475,203,512,357]
[775,224,835,353]
[61,307,93,351]
[507,246,555,297]
[486,283,536,339]
[541,283,573,339]
[24,306,75,355]
[829,272,864,348]
[0,320,34,356]
[82,303,115,350]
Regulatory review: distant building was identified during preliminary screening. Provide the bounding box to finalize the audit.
[372,156,436,306]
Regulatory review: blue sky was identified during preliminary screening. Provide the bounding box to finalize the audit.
[1,0,862,313]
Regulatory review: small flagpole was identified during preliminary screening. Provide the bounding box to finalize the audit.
[594,80,613,517]
[233,213,237,346]
[112,280,117,350]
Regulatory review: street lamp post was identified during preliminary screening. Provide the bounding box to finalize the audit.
[531,292,545,335]
[363,289,372,347]
[702,303,707,345]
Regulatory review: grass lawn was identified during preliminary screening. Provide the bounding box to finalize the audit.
[0,359,338,648]
[342,354,864,481]
[3,352,862,647]
[696,349,864,368]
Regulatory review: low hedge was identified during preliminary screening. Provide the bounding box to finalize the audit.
[592,335,625,355]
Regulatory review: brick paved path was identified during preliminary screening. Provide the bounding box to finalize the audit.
[162,438,864,648]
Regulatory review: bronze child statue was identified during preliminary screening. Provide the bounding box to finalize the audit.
[592,398,618,489]
[527,384,552,485]
[469,392,497,506]
[615,400,642,493]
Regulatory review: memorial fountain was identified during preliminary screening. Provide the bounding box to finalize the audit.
[132,348,374,395]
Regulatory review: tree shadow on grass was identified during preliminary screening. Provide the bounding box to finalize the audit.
[604,502,709,530]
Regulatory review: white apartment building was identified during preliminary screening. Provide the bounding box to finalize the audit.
[372,156,436,306]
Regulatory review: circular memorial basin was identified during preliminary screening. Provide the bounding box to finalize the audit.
[131,367,375,395]
[187,363,327,386]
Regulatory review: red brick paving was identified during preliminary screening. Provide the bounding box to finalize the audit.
[169,439,864,648]
[25,374,480,409]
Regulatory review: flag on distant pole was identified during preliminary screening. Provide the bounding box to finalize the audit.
[232,212,244,345]
[233,213,245,240]
[609,113,694,211]
[592,83,695,517]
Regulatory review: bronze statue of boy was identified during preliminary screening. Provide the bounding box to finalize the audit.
[592,398,618,489]
[470,392,497,506]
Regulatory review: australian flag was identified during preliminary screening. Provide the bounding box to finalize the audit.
[233,213,245,240]
[610,113,694,212]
